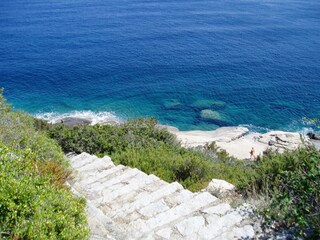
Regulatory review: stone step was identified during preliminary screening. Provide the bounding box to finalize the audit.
[128,189,194,223]
[111,182,183,220]
[68,153,257,240]
[71,153,99,169]
[213,225,255,240]
[131,192,217,237]
[200,203,232,216]
[76,157,114,173]
[94,173,159,207]
[152,202,232,239]
[109,178,167,212]
[77,165,126,188]
[189,211,245,239]
[90,168,140,193]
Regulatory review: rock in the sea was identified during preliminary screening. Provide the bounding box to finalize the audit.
[59,117,92,127]
[163,99,182,110]
[205,179,235,198]
[200,109,229,125]
[191,100,226,110]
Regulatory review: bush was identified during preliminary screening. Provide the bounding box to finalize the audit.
[0,91,89,239]
[241,147,320,238]
[0,145,89,239]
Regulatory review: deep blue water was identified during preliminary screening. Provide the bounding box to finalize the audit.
[1,0,320,131]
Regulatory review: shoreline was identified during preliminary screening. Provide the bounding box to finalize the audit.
[163,126,309,160]
[35,111,318,160]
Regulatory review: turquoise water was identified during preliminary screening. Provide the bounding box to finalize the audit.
[1,0,320,131]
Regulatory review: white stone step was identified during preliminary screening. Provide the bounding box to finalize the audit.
[70,152,92,164]
[195,211,244,239]
[77,165,125,188]
[163,189,193,208]
[201,203,232,216]
[132,192,217,236]
[175,215,206,238]
[152,203,231,239]
[95,173,159,206]
[213,224,255,240]
[76,157,113,173]
[111,182,183,220]
[128,189,194,222]
[109,179,167,212]
[90,168,140,192]
[71,153,99,169]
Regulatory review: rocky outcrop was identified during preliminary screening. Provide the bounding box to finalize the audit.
[59,117,92,127]
[68,153,257,240]
[307,132,320,141]
[169,127,308,160]
[256,131,304,151]
[204,179,235,198]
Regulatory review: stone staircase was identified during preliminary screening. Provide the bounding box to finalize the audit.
[68,153,256,240]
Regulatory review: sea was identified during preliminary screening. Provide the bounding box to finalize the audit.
[1,0,319,132]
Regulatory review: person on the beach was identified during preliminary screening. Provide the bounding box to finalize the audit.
[250,147,255,159]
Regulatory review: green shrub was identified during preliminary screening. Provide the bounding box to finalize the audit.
[0,145,89,239]
[241,147,320,238]
[0,91,89,239]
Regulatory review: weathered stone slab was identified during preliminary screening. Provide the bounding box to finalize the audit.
[71,153,98,168]
[175,216,205,236]
[201,203,231,216]
[90,168,139,192]
[197,211,243,239]
[138,199,170,218]
[204,179,235,198]
[77,158,113,173]
[156,227,172,239]
[164,189,193,207]
[77,165,126,187]
[214,224,255,240]
[99,174,159,204]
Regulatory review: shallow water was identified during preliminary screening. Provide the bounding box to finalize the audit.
[1,0,320,131]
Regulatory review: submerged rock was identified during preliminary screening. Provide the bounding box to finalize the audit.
[200,109,229,126]
[191,100,226,110]
[163,99,182,110]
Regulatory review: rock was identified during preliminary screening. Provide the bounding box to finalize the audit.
[257,131,304,151]
[200,109,221,120]
[200,110,229,126]
[58,117,92,127]
[268,140,276,146]
[163,99,182,110]
[307,132,320,140]
[191,100,226,110]
[205,179,235,198]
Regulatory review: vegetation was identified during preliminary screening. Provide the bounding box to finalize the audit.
[1,90,319,239]
[0,90,89,239]
[243,147,320,239]
[44,119,251,191]
[43,115,320,238]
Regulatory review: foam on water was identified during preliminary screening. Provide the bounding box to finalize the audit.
[35,111,122,125]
